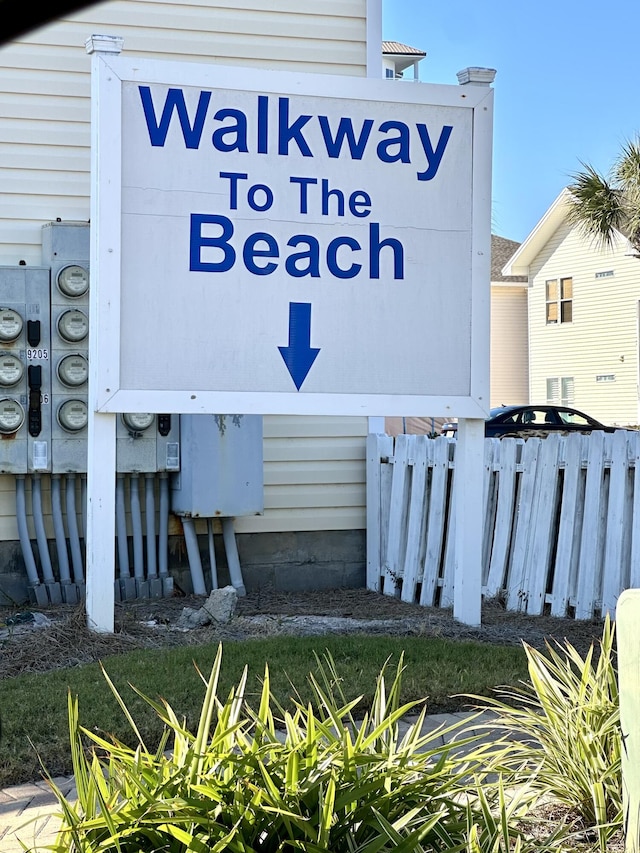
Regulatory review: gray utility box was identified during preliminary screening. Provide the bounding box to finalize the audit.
[0,266,51,474]
[42,221,90,474]
[170,414,264,517]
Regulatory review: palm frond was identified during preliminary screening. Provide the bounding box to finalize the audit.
[613,136,640,188]
[566,163,626,249]
[615,137,640,252]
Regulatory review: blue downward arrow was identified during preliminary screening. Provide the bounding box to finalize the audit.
[278,302,320,391]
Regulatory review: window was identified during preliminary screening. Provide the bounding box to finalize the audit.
[547,376,574,406]
[515,409,556,426]
[558,409,591,426]
[385,68,395,79]
[545,277,573,324]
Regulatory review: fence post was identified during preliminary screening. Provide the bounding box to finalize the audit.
[366,432,393,591]
[617,589,640,853]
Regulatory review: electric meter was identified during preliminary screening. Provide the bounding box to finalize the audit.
[57,353,88,387]
[57,309,89,343]
[122,412,155,432]
[57,264,89,298]
[57,399,88,432]
[0,398,25,434]
[0,352,24,386]
[0,308,23,342]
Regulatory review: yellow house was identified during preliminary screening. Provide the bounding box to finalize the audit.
[489,234,528,408]
[386,233,529,437]
[503,188,640,428]
[0,0,382,602]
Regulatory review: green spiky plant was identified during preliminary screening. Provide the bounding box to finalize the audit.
[464,615,622,851]
[34,645,565,853]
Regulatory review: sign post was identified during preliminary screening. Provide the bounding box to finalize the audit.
[86,37,494,631]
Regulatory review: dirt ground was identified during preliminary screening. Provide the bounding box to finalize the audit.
[0,586,609,680]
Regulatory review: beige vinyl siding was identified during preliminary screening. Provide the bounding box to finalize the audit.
[0,0,367,264]
[528,220,640,427]
[490,284,528,408]
[236,416,368,533]
[0,0,371,547]
[0,476,21,539]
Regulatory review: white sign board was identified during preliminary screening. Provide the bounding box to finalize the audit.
[91,55,493,417]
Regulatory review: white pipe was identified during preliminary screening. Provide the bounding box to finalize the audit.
[115,474,130,578]
[222,517,246,596]
[181,516,206,594]
[145,473,157,578]
[31,475,54,582]
[129,474,145,579]
[15,476,40,586]
[51,475,71,583]
[158,473,169,577]
[207,518,219,590]
[65,474,84,583]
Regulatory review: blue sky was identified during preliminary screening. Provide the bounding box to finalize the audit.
[383,0,640,244]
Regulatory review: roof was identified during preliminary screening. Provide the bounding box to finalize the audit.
[501,189,573,277]
[491,235,527,283]
[382,41,426,57]
[503,187,638,276]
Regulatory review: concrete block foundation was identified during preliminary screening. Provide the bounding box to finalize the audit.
[0,530,366,606]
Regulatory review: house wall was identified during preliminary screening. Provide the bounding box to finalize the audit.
[0,0,369,265]
[528,219,640,427]
[490,284,528,408]
[0,0,372,598]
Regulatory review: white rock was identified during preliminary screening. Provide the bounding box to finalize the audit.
[202,585,238,623]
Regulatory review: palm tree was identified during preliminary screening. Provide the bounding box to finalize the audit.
[566,136,640,256]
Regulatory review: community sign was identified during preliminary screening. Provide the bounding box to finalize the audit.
[90,55,493,417]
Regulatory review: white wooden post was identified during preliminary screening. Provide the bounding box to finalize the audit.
[451,66,494,627]
[85,34,123,633]
[617,589,640,853]
[453,417,484,626]
[86,412,117,632]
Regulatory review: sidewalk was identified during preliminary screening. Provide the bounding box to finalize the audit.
[0,711,501,851]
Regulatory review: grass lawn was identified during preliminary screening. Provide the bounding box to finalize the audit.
[0,632,529,788]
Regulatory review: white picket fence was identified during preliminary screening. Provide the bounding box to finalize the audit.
[366,429,640,620]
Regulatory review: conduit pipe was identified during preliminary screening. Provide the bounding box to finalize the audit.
[129,474,145,580]
[222,517,246,596]
[145,473,157,578]
[15,475,40,587]
[207,519,219,590]
[31,475,54,583]
[181,516,206,594]
[115,474,130,578]
[65,474,84,583]
[51,475,71,584]
[158,473,169,578]
[80,474,87,542]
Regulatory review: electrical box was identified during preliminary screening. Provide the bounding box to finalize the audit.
[42,221,181,475]
[0,266,51,474]
[116,412,180,473]
[42,222,90,474]
[170,414,263,517]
